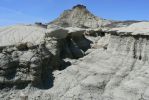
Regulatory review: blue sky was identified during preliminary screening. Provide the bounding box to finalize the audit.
[0,0,149,26]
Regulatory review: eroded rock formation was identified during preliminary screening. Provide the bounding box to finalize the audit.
[49,4,111,28]
[0,5,149,100]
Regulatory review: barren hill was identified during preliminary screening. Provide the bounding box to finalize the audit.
[49,4,111,28]
[0,5,149,100]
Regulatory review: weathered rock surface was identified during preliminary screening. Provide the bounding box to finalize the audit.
[104,20,141,28]
[110,22,149,35]
[0,4,149,100]
[0,25,94,87]
[45,32,149,100]
[49,4,111,28]
[0,25,46,46]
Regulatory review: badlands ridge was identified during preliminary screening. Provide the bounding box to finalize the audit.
[0,5,149,100]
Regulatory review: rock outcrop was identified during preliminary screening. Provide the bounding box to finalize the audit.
[0,4,149,100]
[37,22,149,100]
[0,25,95,89]
[49,4,111,28]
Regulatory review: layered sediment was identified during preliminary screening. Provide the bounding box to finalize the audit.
[0,5,149,100]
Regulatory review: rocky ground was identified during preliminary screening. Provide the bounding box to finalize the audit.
[0,4,149,100]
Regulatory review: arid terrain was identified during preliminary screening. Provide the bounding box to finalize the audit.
[0,5,149,100]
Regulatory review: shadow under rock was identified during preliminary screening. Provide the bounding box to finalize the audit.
[38,59,71,89]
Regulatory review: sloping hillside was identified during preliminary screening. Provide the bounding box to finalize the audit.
[49,4,111,28]
[0,5,149,100]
